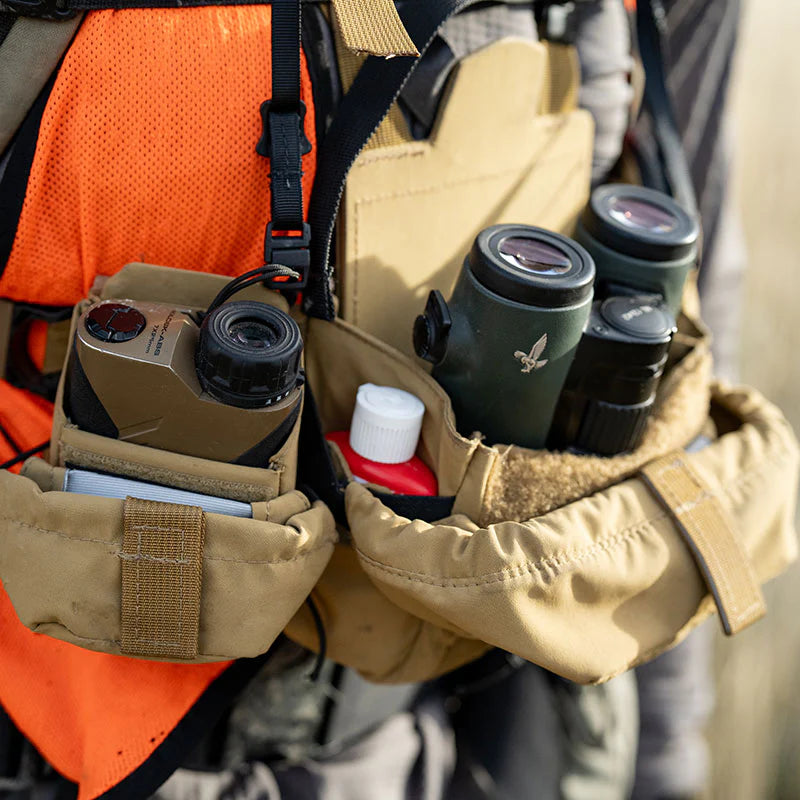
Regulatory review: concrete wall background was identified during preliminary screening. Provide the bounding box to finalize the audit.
[709,1,800,797]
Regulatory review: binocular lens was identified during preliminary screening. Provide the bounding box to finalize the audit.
[498,236,573,275]
[607,197,678,235]
[227,318,281,350]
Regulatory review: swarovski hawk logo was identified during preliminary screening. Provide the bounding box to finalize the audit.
[514,334,549,373]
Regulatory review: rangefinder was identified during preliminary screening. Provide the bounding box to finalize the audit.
[66,298,303,465]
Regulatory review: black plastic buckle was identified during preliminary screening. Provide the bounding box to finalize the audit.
[264,221,310,289]
[1,0,76,20]
[256,100,312,159]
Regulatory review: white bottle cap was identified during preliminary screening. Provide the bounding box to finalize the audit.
[349,383,426,464]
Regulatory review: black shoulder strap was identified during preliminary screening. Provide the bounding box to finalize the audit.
[306,0,477,320]
[256,0,312,282]
[636,0,698,220]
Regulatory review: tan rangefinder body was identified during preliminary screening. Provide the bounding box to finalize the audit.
[67,300,302,465]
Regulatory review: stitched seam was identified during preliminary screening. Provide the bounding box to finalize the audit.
[29,623,261,661]
[351,145,427,166]
[354,447,794,587]
[356,517,664,588]
[0,516,336,564]
[118,554,190,565]
[350,114,579,168]
[354,152,580,206]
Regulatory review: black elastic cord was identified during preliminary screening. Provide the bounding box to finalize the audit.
[305,594,327,681]
[204,264,300,317]
[0,440,48,470]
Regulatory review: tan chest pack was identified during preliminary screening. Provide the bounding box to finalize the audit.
[0,24,797,689]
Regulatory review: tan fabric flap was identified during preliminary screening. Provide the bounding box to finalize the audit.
[121,497,206,659]
[50,294,302,500]
[56,424,289,502]
[285,544,490,684]
[0,467,337,661]
[641,451,766,636]
[331,0,418,57]
[345,381,798,684]
[339,39,594,355]
[304,315,483,497]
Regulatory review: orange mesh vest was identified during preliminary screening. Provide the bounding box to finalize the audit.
[0,7,316,797]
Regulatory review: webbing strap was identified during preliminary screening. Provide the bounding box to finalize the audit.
[641,451,766,636]
[331,0,417,57]
[0,15,81,158]
[307,0,476,319]
[1,0,416,57]
[271,0,301,110]
[121,497,206,659]
[636,0,698,219]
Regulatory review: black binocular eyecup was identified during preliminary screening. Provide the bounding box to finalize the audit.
[581,184,699,263]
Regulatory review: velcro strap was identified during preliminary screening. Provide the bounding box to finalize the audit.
[641,451,766,635]
[121,497,206,659]
[331,0,418,57]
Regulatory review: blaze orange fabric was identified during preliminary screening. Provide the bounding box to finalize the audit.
[0,6,316,794]
[0,6,317,307]
[0,585,230,799]
[0,381,230,798]
[25,320,47,372]
[0,380,52,472]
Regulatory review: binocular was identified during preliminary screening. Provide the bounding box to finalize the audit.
[415,184,698,454]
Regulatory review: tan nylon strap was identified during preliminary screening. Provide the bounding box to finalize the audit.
[331,0,419,57]
[331,11,413,149]
[121,497,206,659]
[539,42,580,115]
[641,451,766,636]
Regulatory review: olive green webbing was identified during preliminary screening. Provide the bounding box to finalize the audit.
[121,497,206,659]
[641,451,766,636]
[0,16,84,155]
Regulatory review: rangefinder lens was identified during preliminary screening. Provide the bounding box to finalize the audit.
[197,301,302,408]
[227,318,280,349]
[498,236,573,275]
[607,197,678,234]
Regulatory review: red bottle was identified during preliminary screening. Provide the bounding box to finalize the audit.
[325,384,438,496]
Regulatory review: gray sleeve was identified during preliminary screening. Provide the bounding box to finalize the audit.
[573,0,634,185]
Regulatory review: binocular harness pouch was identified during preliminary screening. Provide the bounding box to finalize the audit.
[2,264,793,683]
[0,13,796,798]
